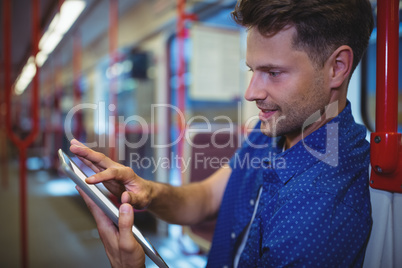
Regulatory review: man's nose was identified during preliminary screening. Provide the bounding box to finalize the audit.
[244,73,267,102]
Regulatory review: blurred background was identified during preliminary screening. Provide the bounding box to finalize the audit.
[0,0,401,267]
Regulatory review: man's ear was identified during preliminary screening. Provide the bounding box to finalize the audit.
[327,45,353,89]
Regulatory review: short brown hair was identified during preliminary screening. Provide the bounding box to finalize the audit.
[232,0,374,72]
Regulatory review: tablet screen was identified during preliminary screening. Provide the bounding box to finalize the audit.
[68,155,121,219]
[58,149,168,267]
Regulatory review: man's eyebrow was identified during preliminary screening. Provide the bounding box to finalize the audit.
[246,62,284,70]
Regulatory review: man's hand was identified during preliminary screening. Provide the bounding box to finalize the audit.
[70,139,152,209]
[77,186,146,268]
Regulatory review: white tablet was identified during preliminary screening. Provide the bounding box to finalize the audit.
[58,149,169,268]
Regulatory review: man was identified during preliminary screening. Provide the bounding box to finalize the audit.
[70,0,374,266]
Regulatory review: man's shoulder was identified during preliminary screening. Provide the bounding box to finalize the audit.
[278,158,371,221]
[301,138,371,219]
[306,121,370,201]
[279,118,371,218]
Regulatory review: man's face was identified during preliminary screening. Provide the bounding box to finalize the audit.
[245,26,331,139]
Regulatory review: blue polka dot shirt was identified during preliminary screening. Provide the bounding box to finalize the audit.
[207,101,372,267]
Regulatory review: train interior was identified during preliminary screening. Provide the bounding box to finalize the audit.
[0,0,401,267]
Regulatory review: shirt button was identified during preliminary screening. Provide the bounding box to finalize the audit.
[250,199,255,206]
[223,266,229,268]
[231,232,236,239]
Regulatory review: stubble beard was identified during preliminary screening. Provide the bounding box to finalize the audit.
[259,74,328,139]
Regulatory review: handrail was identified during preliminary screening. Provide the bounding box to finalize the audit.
[177,0,186,179]
[0,8,8,189]
[176,0,197,182]
[370,0,402,193]
[3,0,40,267]
[73,32,84,141]
[109,0,119,161]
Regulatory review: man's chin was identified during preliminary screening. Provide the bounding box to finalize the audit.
[260,122,280,137]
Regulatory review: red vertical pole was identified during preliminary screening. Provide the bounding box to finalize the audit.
[43,63,53,161]
[54,59,63,169]
[3,0,40,266]
[177,0,186,116]
[30,0,40,145]
[4,0,14,144]
[177,0,186,181]
[0,0,10,189]
[375,0,399,133]
[176,0,196,180]
[0,131,8,189]
[370,0,402,192]
[0,88,8,189]
[73,33,83,140]
[109,0,118,160]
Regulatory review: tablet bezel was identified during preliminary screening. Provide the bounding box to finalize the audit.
[58,149,169,268]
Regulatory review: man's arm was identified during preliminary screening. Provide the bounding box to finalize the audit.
[145,166,232,225]
[70,139,231,225]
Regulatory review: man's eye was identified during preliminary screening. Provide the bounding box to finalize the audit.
[269,72,280,77]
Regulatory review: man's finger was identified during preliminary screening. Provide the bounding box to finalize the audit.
[71,139,86,147]
[75,155,103,173]
[70,143,115,170]
[118,204,136,251]
[85,167,127,184]
[76,186,117,236]
[118,203,145,266]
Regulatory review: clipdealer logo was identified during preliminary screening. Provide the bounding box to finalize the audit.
[301,101,339,167]
[64,100,340,168]
[64,101,244,161]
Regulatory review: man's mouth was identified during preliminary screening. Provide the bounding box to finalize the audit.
[258,109,278,121]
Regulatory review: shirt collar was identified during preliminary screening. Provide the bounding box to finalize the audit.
[269,101,354,185]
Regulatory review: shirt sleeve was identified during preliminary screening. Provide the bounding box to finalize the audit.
[260,192,371,267]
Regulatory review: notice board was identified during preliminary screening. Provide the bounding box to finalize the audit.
[190,24,241,101]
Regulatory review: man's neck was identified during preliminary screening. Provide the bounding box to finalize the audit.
[284,99,346,150]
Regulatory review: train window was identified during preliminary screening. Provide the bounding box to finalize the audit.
[361,2,402,133]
